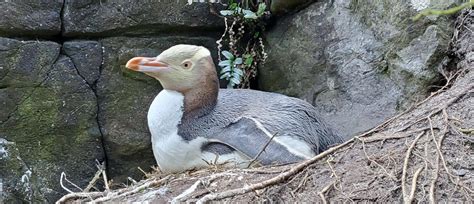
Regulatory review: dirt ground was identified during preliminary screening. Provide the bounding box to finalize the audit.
[57,10,473,204]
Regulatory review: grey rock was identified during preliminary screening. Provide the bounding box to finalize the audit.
[97,36,219,182]
[452,10,474,69]
[62,0,223,37]
[63,41,103,85]
[0,137,36,203]
[271,0,315,15]
[259,0,458,138]
[0,38,104,202]
[0,0,62,37]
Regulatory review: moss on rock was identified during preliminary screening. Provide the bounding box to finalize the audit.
[0,38,104,202]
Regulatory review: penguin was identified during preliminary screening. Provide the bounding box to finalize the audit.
[126,44,343,173]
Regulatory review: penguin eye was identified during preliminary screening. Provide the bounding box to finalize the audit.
[182,61,192,69]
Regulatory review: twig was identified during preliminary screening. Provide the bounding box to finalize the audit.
[431,83,473,116]
[366,73,459,136]
[401,131,425,204]
[172,180,203,203]
[216,17,229,61]
[359,138,397,181]
[84,160,106,192]
[291,170,310,194]
[458,128,474,134]
[84,169,103,192]
[428,112,449,203]
[138,167,149,177]
[196,138,355,204]
[247,132,278,168]
[361,127,431,143]
[128,177,138,185]
[55,192,105,204]
[241,168,287,174]
[60,172,83,193]
[396,82,472,133]
[428,113,474,196]
[102,168,110,191]
[395,70,466,132]
[91,175,171,203]
[357,110,410,138]
[407,167,424,204]
[318,181,336,204]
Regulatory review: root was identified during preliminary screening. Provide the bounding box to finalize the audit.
[407,167,424,204]
[428,113,474,196]
[401,131,425,204]
[196,139,355,203]
[428,111,449,203]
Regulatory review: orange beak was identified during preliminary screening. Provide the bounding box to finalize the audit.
[125,57,168,72]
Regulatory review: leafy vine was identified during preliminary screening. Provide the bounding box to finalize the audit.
[214,0,270,88]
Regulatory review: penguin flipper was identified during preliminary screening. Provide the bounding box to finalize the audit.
[208,117,304,165]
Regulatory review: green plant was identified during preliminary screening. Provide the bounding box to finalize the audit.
[219,51,244,88]
[412,0,474,21]
[215,0,269,88]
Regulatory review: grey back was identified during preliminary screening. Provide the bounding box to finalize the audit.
[178,89,343,160]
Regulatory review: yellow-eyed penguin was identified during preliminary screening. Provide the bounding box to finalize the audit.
[126,45,343,173]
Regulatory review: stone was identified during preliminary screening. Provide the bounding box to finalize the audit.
[97,36,219,182]
[0,38,104,202]
[259,0,458,138]
[0,0,62,37]
[62,0,224,37]
[63,41,103,86]
[0,137,35,203]
[270,0,314,15]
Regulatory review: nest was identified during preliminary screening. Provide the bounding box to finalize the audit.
[56,10,474,204]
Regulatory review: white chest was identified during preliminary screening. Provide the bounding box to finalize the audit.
[147,90,247,173]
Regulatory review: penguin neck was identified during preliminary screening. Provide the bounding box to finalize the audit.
[182,74,219,119]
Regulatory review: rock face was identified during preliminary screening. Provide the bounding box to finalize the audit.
[259,0,459,138]
[62,0,223,37]
[0,1,62,36]
[98,37,219,181]
[270,0,315,14]
[63,41,103,86]
[0,38,104,202]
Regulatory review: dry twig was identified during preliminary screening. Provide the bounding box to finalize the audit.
[401,131,425,204]
[407,167,425,204]
[247,132,278,168]
[90,175,171,203]
[55,192,105,204]
[359,138,397,181]
[60,172,83,193]
[318,181,336,204]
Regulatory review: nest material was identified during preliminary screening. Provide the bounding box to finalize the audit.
[57,10,474,204]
